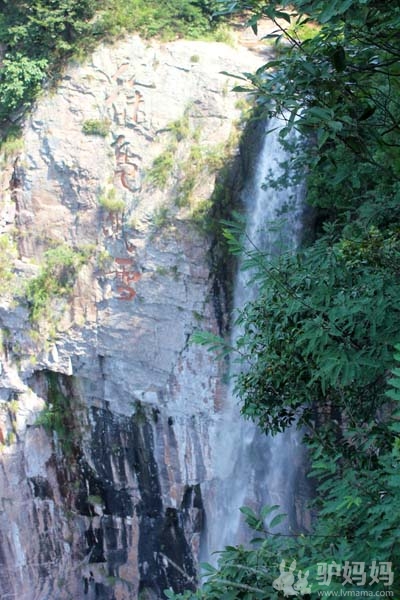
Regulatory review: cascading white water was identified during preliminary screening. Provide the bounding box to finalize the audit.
[206,118,305,559]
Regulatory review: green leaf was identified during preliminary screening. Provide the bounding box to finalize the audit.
[274,10,292,24]
[269,513,287,529]
[200,562,217,574]
[219,71,248,81]
[260,504,280,519]
[190,331,232,359]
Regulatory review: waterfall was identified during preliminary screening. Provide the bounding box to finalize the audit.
[205,118,305,560]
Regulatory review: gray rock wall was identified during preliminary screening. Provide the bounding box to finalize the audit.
[0,35,264,599]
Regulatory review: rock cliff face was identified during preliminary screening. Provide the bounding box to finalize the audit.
[0,35,264,599]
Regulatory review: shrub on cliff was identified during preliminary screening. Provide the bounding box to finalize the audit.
[26,244,88,324]
[0,0,224,126]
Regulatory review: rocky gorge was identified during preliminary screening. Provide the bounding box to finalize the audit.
[0,33,266,599]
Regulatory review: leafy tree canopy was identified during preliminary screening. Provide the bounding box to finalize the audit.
[0,0,223,124]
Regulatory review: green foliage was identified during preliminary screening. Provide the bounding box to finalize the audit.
[98,187,125,212]
[98,0,223,41]
[0,126,24,161]
[0,234,18,291]
[189,198,213,230]
[230,226,400,432]
[152,204,170,230]
[175,147,199,207]
[169,110,191,142]
[36,371,79,454]
[191,330,231,357]
[146,110,193,194]
[95,248,114,271]
[26,244,88,323]
[147,111,237,220]
[87,494,103,505]
[0,54,48,119]
[219,0,400,179]
[168,1,400,598]
[286,19,320,43]
[0,0,98,122]
[6,431,16,446]
[176,138,237,208]
[0,0,226,126]
[386,346,400,405]
[210,24,235,45]
[82,119,110,137]
[167,349,400,598]
[146,146,176,189]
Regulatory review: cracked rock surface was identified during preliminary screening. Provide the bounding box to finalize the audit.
[0,35,265,599]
